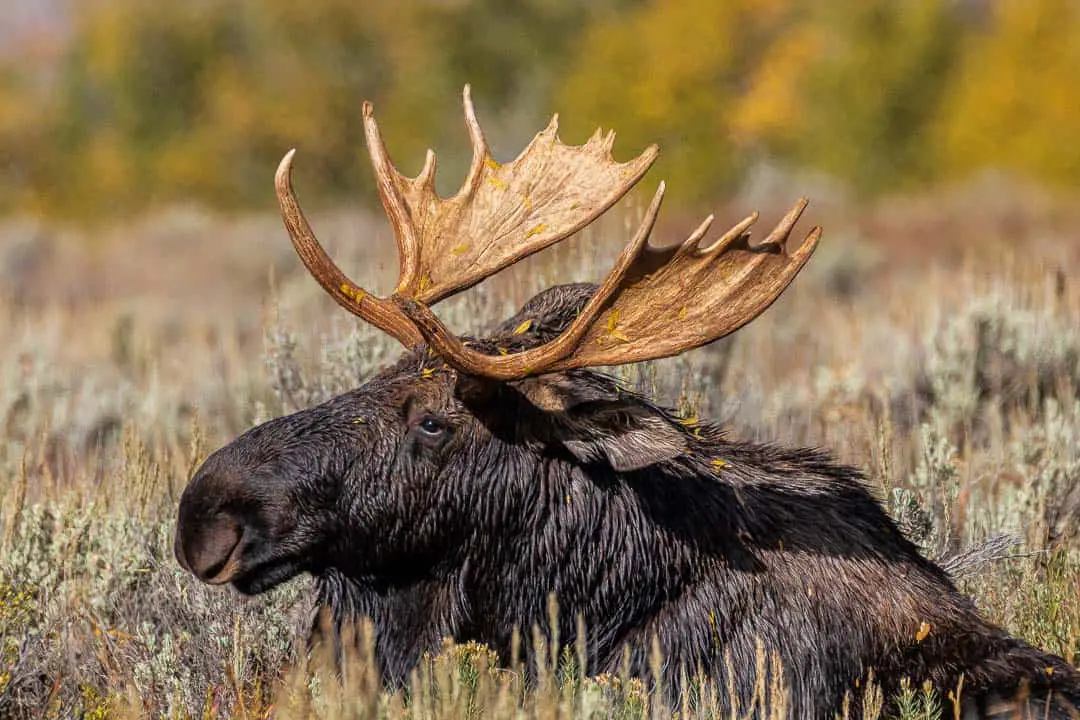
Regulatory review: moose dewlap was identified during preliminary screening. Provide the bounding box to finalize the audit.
[174,86,1080,719]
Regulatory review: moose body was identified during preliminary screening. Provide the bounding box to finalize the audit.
[178,283,1080,718]
[175,88,1080,718]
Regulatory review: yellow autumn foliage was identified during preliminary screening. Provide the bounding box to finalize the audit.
[1,0,1079,221]
[935,0,1080,187]
[788,0,961,194]
[558,0,804,204]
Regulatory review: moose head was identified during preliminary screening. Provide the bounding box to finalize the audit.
[174,84,817,596]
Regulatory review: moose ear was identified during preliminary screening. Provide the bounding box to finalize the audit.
[512,373,688,472]
[558,405,688,471]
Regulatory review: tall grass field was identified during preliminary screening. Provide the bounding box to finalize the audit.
[2,177,1079,718]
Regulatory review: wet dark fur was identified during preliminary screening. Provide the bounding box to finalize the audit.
[177,283,1080,718]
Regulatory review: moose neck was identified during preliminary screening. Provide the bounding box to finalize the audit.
[459,452,712,675]
[312,433,751,686]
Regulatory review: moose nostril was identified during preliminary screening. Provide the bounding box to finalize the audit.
[180,515,244,583]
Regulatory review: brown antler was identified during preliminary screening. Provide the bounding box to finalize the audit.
[397,190,820,380]
[278,84,820,380]
[275,84,658,346]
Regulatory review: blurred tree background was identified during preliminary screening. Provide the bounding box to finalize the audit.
[1,0,1079,222]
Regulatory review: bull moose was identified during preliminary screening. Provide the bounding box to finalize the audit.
[174,86,1080,718]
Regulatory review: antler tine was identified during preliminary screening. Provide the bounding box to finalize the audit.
[274,150,423,347]
[759,197,809,248]
[458,84,493,203]
[361,100,421,294]
[699,212,757,257]
[396,183,669,379]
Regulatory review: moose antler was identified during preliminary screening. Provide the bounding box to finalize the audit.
[277,84,820,380]
[276,84,657,347]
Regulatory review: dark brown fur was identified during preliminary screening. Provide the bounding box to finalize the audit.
[176,283,1080,718]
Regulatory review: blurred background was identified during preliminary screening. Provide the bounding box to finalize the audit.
[3,0,1080,221]
[2,0,1079,314]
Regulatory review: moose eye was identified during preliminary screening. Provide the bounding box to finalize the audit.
[417,417,444,436]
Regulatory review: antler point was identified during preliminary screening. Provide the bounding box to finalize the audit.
[786,226,822,264]
[685,214,716,253]
[275,149,298,190]
[418,148,437,186]
[463,85,477,119]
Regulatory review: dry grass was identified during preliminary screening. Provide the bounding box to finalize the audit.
[1,174,1079,718]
